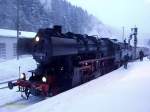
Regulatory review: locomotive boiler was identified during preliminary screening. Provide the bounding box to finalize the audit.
[8,25,123,99]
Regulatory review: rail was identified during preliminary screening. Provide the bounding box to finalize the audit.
[0,79,17,85]
[0,79,17,90]
[0,86,8,90]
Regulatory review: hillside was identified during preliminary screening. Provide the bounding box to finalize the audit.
[0,0,113,36]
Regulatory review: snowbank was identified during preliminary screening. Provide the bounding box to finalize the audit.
[19,58,150,112]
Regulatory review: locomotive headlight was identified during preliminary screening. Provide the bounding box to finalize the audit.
[35,36,40,42]
[42,76,47,83]
[20,73,26,80]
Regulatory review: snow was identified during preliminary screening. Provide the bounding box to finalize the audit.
[39,0,52,11]
[0,56,37,82]
[19,58,150,112]
[0,57,41,112]
[0,57,150,112]
[0,29,36,38]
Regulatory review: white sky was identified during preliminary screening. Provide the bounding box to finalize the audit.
[67,0,150,34]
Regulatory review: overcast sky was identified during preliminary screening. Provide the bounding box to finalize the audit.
[67,0,150,34]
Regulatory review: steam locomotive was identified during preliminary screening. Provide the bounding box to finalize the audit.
[7,25,146,99]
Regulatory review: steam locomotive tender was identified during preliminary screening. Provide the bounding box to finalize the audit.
[8,26,123,99]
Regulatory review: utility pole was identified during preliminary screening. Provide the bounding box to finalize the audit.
[17,0,20,60]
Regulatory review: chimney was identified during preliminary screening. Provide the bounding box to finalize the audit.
[53,25,62,34]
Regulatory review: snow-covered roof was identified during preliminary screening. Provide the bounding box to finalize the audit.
[0,29,36,38]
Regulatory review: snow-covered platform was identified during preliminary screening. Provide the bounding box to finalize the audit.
[19,58,150,112]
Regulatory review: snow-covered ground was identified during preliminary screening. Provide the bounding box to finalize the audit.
[0,87,44,112]
[0,57,43,112]
[0,57,150,112]
[0,57,37,82]
[20,58,150,112]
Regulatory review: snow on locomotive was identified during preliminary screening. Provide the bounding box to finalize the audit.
[8,25,131,99]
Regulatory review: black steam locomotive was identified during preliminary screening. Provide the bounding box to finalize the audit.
[8,26,139,99]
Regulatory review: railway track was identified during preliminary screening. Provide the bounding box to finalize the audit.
[0,83,45,112]
[0,82,8,90]
[0,79,18,85]
[0,95,45,112]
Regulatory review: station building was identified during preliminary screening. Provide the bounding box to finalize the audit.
[0,29,36,62]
